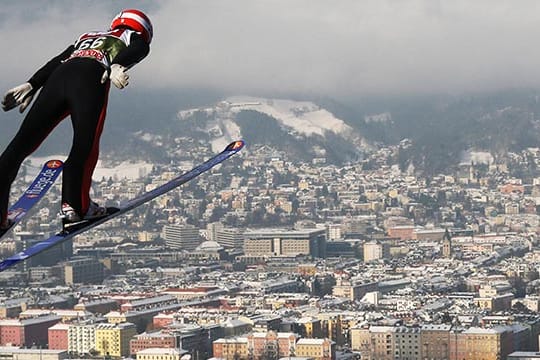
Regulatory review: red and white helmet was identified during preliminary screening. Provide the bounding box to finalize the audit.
[111,9,153,44]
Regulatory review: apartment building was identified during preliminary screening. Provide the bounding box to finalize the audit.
[68,323,97,356]
[95,322,137,358]
[130,331,176,356]
[295,338,335,360]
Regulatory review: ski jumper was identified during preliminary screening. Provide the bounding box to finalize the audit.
[0,28,149,223]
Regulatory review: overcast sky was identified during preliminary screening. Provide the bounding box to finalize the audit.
[2,0,540,99]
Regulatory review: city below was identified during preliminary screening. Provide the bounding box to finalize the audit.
[0,139,539,360]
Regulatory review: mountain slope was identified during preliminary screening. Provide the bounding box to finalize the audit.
[175,97,369,164]
[345,90,540,174]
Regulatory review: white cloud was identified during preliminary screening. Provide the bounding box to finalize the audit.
[2,0,540,98]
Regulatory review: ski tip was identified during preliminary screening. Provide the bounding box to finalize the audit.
[45,159,64,169]
[225,140,245,152]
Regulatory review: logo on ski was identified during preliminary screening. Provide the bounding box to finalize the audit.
[46,160,63,169]
[0,159,64,240]
[231,140,244,150]
[7,208,25,220]
[25,168,62,197]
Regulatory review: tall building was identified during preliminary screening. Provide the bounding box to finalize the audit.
[363,241,388,263]
[64,257,104,285]
[243,228,326,258]
[95,322,137,358]
[206,222,224,242]
[442,228,453,258]
[68,323,96,356]
[162,224,201,251]
[216,227,245,250]
[326,223,342,240]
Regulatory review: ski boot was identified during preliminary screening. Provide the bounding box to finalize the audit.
[61,201,116,232]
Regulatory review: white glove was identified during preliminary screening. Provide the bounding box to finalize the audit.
[1,83,34,113]
[101,64,129,89]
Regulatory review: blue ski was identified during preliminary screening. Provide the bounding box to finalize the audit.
[0,159,64,239]
[0,140,244,271]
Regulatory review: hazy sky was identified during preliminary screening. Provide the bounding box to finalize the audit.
[2,0,540,99]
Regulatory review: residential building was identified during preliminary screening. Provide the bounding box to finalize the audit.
[349,326,372,357]
[295,338,335,360]
[368,326,396,360]
[246,331,299,359]
[68,323,96,356]
[213,337,249,359]
[95,322,137,358]
[0,315,61,347]
[130,331,176,356]
[48,323,69,351]
[394,326,421,360]
[420,324,451,359]
[449,327,513,360]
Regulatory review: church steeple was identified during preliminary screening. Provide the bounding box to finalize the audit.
[442,228,452,259]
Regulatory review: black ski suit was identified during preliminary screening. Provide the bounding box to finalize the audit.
[0,28,149,223]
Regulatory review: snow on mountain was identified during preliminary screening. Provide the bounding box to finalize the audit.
[224,96,353,136]
[178,96,358,154]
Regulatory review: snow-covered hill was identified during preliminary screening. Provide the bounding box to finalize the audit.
[177,97,366,162]
[225,96,352,136]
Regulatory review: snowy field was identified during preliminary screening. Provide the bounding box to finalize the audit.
[25,156,153,181]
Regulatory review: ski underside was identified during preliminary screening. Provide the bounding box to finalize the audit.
[0,159,64,239]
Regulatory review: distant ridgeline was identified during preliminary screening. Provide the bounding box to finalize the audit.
[16,90,540,176]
